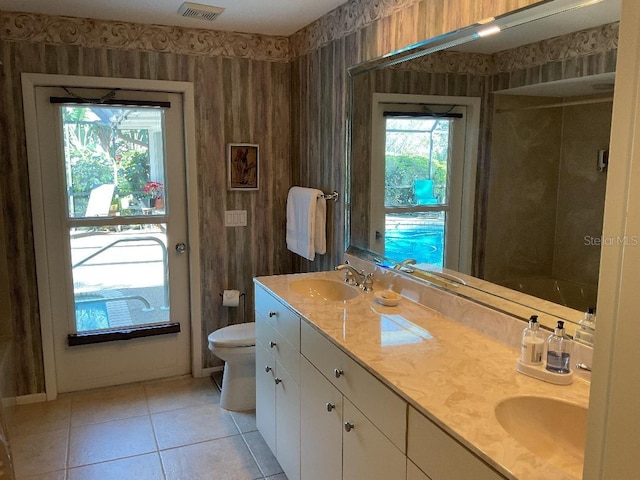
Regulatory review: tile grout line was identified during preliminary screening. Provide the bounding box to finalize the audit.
[65,396,73,479]
[143,384,168,480]
[238,431,268,479]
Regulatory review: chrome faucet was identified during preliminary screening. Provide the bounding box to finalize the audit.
[394,258,417,272]
[335,262,374,291]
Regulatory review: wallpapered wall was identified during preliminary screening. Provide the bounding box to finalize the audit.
[0,39,292,394]
[0,0,543,395]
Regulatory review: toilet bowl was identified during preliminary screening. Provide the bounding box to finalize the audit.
[208,323,256,411]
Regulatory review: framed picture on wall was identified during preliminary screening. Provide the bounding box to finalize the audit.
[227,143,259,190]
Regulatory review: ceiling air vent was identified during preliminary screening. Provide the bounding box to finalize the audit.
[177,2,225,22]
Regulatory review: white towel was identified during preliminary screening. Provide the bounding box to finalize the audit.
[286,187,326,261]
[315,197,327,255]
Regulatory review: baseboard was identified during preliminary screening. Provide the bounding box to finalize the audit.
[16,393,48,405]
[198,366,223,378]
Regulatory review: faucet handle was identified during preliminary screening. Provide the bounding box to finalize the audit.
[361,273,374,292]
[343,270,357,286]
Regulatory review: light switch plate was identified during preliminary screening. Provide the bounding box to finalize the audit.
[225,210,247,227]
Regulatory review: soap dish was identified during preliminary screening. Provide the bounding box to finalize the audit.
[516,360,573,386]
[374,290,401,306]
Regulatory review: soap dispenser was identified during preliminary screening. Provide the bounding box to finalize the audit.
[546,321,571,374]
[574,307,596,347]
[520,315,544,365]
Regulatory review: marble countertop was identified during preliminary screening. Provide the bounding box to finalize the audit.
[255,271,590,480]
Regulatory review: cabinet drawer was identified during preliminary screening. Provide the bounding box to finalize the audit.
[255,285,300,350]
[256,317,300,382]
[407,407,506,480]
[301,320,406,452]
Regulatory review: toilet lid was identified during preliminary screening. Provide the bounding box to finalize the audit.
[208,323,255,347]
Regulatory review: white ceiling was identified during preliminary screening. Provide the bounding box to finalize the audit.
[0,0,350,36]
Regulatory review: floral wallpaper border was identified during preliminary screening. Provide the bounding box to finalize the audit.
[0,11,290,62]
[492,22,619,73]
[289,0,420,58]
[0,0,420,62]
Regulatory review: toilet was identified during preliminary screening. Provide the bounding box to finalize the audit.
[208,322,256,411]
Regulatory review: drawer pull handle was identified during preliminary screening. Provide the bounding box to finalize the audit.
[344,422,355,432]
[269,341,277,348]
[268,311,278,318]
[334,368,344,378]
[265,366,272,373]
[326,402,336,412]
[274,377,282,385]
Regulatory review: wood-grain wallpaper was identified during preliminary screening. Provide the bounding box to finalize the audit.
[0,41,292,394]
[290,0,543,273]
[0,0,542,395]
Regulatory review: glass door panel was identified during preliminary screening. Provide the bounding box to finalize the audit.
[70,226,169,332]
[60,104,172,334]
[61,105,167,219]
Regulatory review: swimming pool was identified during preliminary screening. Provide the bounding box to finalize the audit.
[384,214,445,266]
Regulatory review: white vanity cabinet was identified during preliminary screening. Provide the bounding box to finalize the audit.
[254,286,301,480]
[255,281,509,480]
[407,407,506,480]
[300,320,407,480]
[407,460,432,480]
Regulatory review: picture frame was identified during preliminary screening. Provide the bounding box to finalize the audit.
[227,143,259,190]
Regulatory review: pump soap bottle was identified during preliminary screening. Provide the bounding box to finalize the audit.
[520,315,544,365]
[574,307,596,346]
[546,321,571,374]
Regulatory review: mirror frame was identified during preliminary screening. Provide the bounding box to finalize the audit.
[344,0,616,334]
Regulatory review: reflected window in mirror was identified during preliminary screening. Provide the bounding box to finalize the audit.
[346,0,620,330]
[371,100,475,271]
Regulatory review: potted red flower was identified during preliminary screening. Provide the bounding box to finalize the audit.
[143,181,164,210]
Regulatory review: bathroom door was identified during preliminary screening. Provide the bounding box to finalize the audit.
[28,86,191,393]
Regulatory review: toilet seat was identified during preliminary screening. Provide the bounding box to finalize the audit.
[208,323,255,348]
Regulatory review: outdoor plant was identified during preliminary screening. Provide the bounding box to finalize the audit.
[143,181,164,199]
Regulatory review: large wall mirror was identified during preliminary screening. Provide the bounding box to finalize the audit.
[346,0,620,333]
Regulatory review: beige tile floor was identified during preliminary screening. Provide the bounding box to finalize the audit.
[8,376,288,480]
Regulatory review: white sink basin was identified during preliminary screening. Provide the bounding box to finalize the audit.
[495,396,587,473]
[289,279,359,301]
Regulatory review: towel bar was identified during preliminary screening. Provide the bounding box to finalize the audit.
[318,191,339,201]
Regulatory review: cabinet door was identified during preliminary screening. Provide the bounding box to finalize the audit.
[275,364,300,480]
[342,398,406,480]
[407,407,505,480]
[408,459,432,480]
[301,320,406,451]
[301,358,342,480]
[256,341,276,453]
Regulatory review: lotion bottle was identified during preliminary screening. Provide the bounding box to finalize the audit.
[546,321,571,374]
[520,315,544,365]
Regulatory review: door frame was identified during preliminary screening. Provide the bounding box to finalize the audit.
[22,73,203,400]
